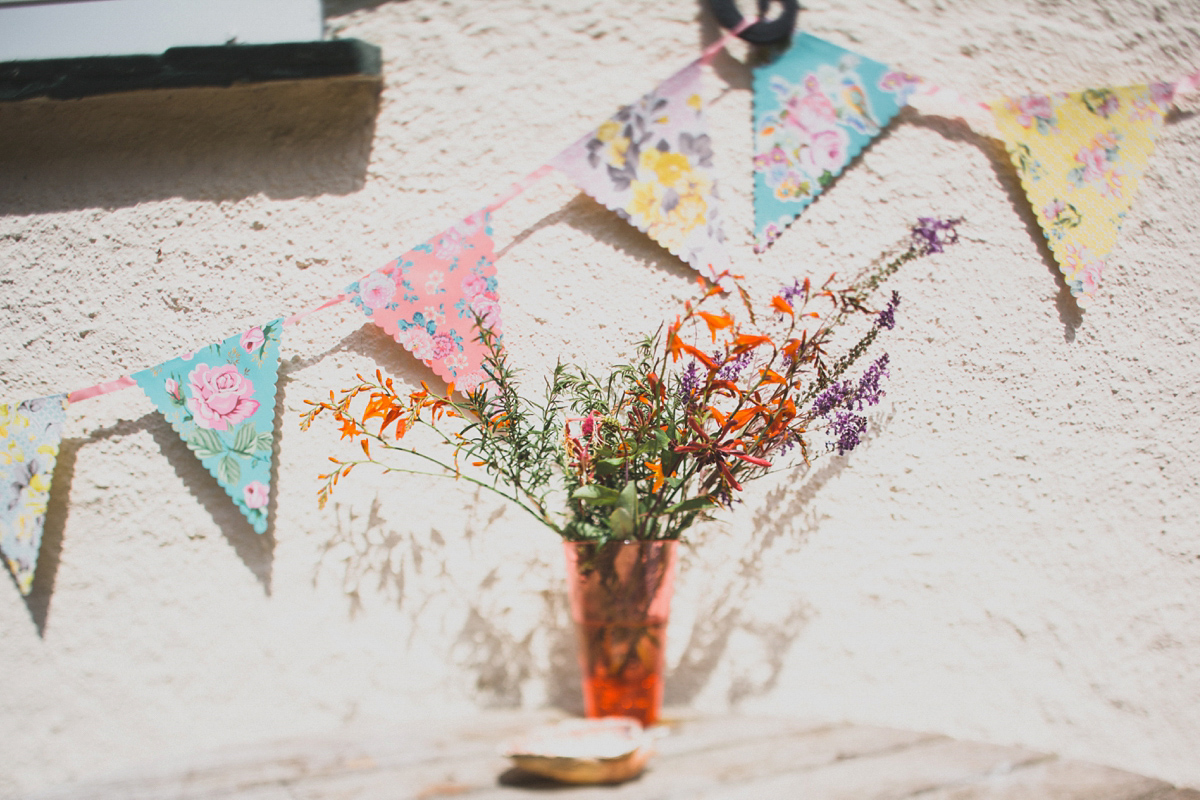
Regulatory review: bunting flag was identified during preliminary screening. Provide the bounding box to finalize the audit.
[133,321,283,534]
[992,84,1172,305]
[1,394,69,595]
[550,61,730,280]
[345,210,500,392]
[752,33,911,251]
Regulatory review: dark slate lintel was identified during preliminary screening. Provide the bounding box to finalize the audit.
[0,39,382,102]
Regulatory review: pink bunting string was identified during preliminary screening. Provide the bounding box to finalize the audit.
[54,45,1198,404]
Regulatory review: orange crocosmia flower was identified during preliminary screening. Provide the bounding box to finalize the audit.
[338,417,360,439]
[696,311,734,342]
[733,334,772,351]
[666,317,683,361]
[362,392,396,422]
[678,343,719,370]
[771,295,794,315]
[708,406,727,427]
[645,460,667,493]
[760,368,785,384]
[729,406,767,431]
[709,380,741,397]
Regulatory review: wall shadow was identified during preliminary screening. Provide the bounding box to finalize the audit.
[900,108,1084,341]
[21,414,158,634]
[18,425,85,636]
[146,412,276,594]
[0,75,380,216]
[663,453,848,707]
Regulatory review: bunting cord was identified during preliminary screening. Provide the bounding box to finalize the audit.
[1175,68,1200,99]
[700,17,755,66]
[48,38,1198,407]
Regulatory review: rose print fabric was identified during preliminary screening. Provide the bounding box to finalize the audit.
[133,321,283,534]
[550,61,729,281]
[753,34,909,252]
[1,394,69,595]
[992,84,1170,306]
[345,210,500,392]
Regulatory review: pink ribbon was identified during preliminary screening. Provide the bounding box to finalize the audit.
[1174,69,1200,100]
[66,375,136,404]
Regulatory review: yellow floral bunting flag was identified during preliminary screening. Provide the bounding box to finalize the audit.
[992,84,1172,306]
[1,394,69,596]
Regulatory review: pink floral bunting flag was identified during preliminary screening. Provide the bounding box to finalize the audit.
[549,61,729,281]
[1,393,69,595]
[133,321,283,534]
[992,84,1172,306]
[345,210,500,392]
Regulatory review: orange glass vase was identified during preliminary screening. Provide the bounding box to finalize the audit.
[563,540,678,727]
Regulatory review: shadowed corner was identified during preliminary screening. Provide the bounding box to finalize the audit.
[901,107,1084,341]
[18,433,81,637]
[663,404,895,707]
[694,0,755,92]
[20,412,161,635]
[555,193,704,285]
[0,74,381,216]
[146,412,275,595]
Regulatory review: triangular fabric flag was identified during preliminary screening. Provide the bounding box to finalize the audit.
[1,393,69,595]
[133,321,283,534]
[752,33,911,251]
[549,61,730,281]
[344,210,499,392]
[992,84,1172,306]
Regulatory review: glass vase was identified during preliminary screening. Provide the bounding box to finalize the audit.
[562,539,678,726]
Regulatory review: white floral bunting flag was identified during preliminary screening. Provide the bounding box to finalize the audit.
[550,61,730,281]
[133,321,283,534]
[992,84,1171,306]
[1,393,69,595]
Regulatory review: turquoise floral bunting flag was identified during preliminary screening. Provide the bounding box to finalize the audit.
[1,393,69,595]
[753,33,913,251]
[133,321,283,534]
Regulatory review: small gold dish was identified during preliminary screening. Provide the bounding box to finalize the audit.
[500,717,656,785]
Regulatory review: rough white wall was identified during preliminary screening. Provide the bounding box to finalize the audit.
[2,0,1198,794]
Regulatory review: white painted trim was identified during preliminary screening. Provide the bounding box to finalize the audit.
[0,0,323,62]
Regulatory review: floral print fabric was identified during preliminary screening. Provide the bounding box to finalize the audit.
[1,393,69,595]
[753,34,908,251]
[992,84,1170,306]
[345,211,499,392]
[133,321,283,534]
[550,61,729,280]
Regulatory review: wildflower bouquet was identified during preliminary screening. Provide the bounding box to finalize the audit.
[300,219,961,543]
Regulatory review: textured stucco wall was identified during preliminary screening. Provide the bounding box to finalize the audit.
[2,0,1199,794]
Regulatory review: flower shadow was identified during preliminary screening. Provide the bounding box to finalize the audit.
[315,490,583,712]
[900,108,1084,340]
[664,453,849,707]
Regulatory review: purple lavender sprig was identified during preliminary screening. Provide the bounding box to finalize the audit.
[911,217,962,255]
[828,411,868,455]
[810,354,891,455]
[717,350,752,382]
[678,360,701,403]
[876,291,900,330]
[779,278,808,308]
